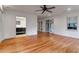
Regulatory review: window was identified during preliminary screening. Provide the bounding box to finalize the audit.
[67,16,77,30]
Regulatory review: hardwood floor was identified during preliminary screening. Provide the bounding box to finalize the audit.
[0,32,79,53]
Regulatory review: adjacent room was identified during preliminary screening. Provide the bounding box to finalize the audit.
[0,5,79,53]
[16,16,26,36]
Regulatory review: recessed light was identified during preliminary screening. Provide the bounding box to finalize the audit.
[67,8,72,11]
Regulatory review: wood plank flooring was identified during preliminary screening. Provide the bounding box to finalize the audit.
[0,32,79,53]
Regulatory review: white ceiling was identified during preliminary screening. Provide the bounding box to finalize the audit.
[4,5,79,18]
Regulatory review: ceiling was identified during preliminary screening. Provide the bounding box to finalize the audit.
[3,5,79,18]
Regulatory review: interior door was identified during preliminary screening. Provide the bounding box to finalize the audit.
[38,21,43,32]
[45,20,52,32]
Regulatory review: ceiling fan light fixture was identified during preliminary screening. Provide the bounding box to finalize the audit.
[67,8,72,11]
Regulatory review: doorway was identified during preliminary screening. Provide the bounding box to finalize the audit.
[38,20,43,32]
[16,16,26,36]
[45,20,53,33]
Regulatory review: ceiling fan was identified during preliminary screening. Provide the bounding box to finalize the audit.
[36,5,55,14]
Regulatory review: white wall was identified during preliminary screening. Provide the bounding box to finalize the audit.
[0,12,4,40]
[26,15,37,35]
[2,12,16,39]
[54,12,79,38]
[2,11,37,39]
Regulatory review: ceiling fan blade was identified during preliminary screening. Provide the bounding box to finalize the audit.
[47,6,55,9]
[35,9,42,11]
[42,10,45,14]
[46,10,52,13]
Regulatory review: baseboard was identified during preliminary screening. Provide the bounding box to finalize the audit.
[39,32,79,39]
[26,34,37,37]
[53,32,79,39]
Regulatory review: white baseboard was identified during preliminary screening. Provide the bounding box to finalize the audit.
[53,32,79,39]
